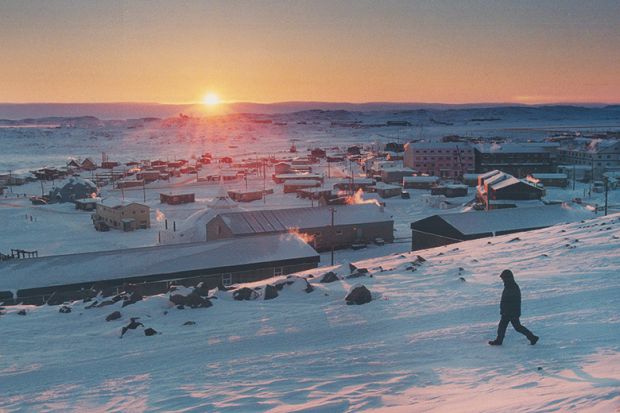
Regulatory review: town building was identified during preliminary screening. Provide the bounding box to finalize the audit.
[136,170,163,183]
[0,234,319,305]
[402,175,440,189]
[205,204,394,251]
[332,178,375,192]
[462,173,482,187]
[227,189,265,202]
[526,173,569,188]
[283,180,321,193]
[404,143,475,179]
[296,187,334,200]
[92,202,150,231]
[430,184,468,198]
[74,198,99,211]
[474,143,557,177]
[476,170,545,209]
[160,193,195,205]
[410,204,591,250]
[80,158,97,171]
[273,173,323,184]
[48,177,98,203]
[556,139,620,180]
[370,182,402,198]
[380,167,415,184]
[274,162,292,174]
[117,179,144,189]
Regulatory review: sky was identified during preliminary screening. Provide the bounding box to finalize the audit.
[0,0,619,105]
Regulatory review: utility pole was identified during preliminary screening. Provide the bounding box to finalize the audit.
[350,162,354,196]
[330,207,336,266]
[142,181,146,203]
[604,176,609,216]
[263,159,266,204]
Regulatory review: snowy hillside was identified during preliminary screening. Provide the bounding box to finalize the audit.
[1,214,619,412]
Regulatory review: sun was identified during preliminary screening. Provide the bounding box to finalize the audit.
[202,92,220,106]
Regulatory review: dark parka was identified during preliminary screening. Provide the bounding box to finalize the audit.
[500,273,521,318]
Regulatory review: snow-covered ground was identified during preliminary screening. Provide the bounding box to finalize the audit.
[1,213,619,412]
[1,112,619,411]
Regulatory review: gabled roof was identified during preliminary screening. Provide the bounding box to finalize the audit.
[217,204,392,235]
[0,234,319,292]
[412,204,592,237]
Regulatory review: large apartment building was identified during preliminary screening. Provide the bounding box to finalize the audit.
[403,143,475,179]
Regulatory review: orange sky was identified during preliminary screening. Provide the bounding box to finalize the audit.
[0,1,618,104]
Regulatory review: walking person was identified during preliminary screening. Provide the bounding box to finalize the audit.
[489,270,539,346]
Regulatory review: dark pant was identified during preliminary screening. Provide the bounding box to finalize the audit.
[496,316,535,343]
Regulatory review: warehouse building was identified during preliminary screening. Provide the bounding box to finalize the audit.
[205,204,394,251]
[410,204,591,250]
[0,234,320,305]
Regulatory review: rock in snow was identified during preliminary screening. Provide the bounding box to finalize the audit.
[263,284,279,300]
[169,291,212,308]
[233,287,259,301]
[105,311,121,322]
[345,285,372,305]
[320,271,340,283]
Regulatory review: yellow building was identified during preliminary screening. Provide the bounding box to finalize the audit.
[92,202,150,231]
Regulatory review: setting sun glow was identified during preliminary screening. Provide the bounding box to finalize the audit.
[202,93,220,106]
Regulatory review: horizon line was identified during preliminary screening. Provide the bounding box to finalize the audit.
[0,100,619,107]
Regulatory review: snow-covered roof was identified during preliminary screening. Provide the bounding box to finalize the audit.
[218,204,392,236]
[372,182,401,190]
[274,173,322,180]
[283,180,320,186]
[480,170,535,191]
[0,234,319,292]
[381,167,415,173]
[207,186,238,210]
[478,170,501,180]
[529,173,568,179]
[489,176,521,190]
[405,142,472,150]
[419,204,591,236]
[475,143,554,153]
[296,187,333,193]
[333,178,375,185]
[403,176,440,182]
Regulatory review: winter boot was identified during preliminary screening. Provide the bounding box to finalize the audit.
[529,335,539,345]
[488,339,502,346]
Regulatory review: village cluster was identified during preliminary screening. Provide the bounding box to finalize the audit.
[0,124,619,306]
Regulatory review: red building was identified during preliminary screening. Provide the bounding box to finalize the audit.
[404,143,475,179]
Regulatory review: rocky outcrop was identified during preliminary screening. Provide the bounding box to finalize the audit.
[345,285,372,305]
[320,271,340,283]
[233,287,259,301]
[105,311,121,321]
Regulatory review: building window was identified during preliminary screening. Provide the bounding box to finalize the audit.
[221,273,233,286]
[274,267,283,276]
[336,230,343,236]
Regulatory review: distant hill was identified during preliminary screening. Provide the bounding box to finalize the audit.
[0,101,618,121]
